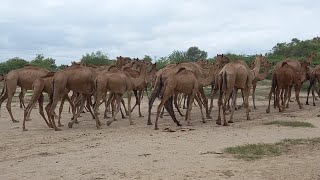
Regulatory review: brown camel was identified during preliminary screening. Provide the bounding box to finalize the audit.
[216,54,264,126]
[251,60,273,109]
[154,63,220,130]
[0,66,49,123]
[266,62,302,113]
[22,72,75,131]
[306,65,320,106]
[94,63,148,128]
[147,61,216,126]
[48,65,96,131]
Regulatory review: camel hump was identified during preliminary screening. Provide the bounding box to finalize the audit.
[40,72,56,78]
[107,65,118,71]
[280,61,288,67]
[177,67,187,74]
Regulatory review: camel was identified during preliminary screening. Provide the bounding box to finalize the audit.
[154,63,220,130]
[48,65,96,131]
[266,62,302,113]
[251,60,273,109]
[147,62,213,126]
[94,63,148,128]
[22,72,75,131]
[306,65,320,106]
[0,65,49,123]
[216,55,264,126]
[129,63,157,117]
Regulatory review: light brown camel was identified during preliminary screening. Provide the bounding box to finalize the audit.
[94,63,148,128]
[0,66,49,123]
[306,65,320,106]
[251,60,273,109]
[216,54,264,126]
[154,63,220,130]
[22,72,75,131]
[129,63,157,117]
[266,62,302,113]
[147,62,215,125]
[48,65,96,131]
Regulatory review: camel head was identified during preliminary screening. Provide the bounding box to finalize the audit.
[307,52,317,63]
[299,60,310,82]
[216,54,230,65]
[116,56,131,69]
[196,59,209,68]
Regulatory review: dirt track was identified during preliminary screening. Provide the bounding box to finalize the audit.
[1,91,320,180]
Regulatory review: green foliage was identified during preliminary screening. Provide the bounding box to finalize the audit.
[264,121,315,128]
[167,50,187,63]
[0,57,29,75]
[156,56,170,69]
[185,46,208,62]
[30,54,57,71]
[143,55,152,63]
[57,64,68,71]
[81,51,111,65]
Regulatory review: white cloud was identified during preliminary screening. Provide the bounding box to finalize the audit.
[0,0,319,64]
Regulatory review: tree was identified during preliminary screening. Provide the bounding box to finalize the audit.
[30,54,57,71]
[168,50,187,63]
[81,51,111,65]
[185,46,208,62]
[0,57,29,75]
[156,56,170,69]
[57,64,68,71]
[143,55,152,63]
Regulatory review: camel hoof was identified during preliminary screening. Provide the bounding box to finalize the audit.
[96,126,101,130]
[107,121,113,126]
[266,108,270,113]
[254,107,257,110]
[130,122,135,125]
[26,118,32,121]
[216,121,222,125]
[104,115,109,119]
[55,128,62,131]
[58,124,64,127]
[223,123,230,126]
[306,102,309,105]
[177,122,182,126]
[23,128,28,131]
[147,122,153,125]
[187,122,192,126]
[313,104,316,106]
[206,115,212,119]
[228,120,234,123]
[12,120,19,123]
[139,115,144,118]
[68,122,73,128]
[202,120,206,123]
[154,127,159,130]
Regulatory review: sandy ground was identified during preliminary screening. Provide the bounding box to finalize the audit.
[1,88,320,180]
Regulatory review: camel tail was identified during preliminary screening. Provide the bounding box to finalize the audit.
[220,72,227,97]
[0,79,6,98]
[271,72,277,95]
[158,75,166,99]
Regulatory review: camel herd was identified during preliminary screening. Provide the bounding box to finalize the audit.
[0,52,318,131]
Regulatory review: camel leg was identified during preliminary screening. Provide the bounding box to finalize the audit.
[68,95,87,129]
[312,86,316,106]
[159,107,164,118]
[228,87,237,123]
[186,91,196,125]
[147,80,161,125]
[19,89,26,109]
[106,93,121,126]
[252,82,257,109]
[283,88,289,111]
[295,85,302,109]
[127,91,133,125]
[45,100,54,129]
[306,81,312,105]
[275,87,282,112]
[23,94,40,131]
[131,90,139,113]
[195,94,205,123]
[199,88,210,119]
[183,94,187,109]
[49,96,62,131]
[121,98,129,116]
[222,91,232,126]
[209,88,218,114]
[266,86,273,113]
[6,90,18,123]
[174,92,184,116]
[137,89,143,117]
[104,92,114,119]
[216,94,222,125]
[93,90,103,129]
[288,86,294,102]
[57,96,66,127]
[86,97,95,119]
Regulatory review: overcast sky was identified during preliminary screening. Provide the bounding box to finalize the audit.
[0,0,319,65]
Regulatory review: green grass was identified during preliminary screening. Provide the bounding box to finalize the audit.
[224,137,320,161]
[264,121,315,128]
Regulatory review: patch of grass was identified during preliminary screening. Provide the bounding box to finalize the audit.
[224,143,281,160]
[224,137,320,161]
[264,121,315,128]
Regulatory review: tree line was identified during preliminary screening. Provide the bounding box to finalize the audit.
[0,37,319,75]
